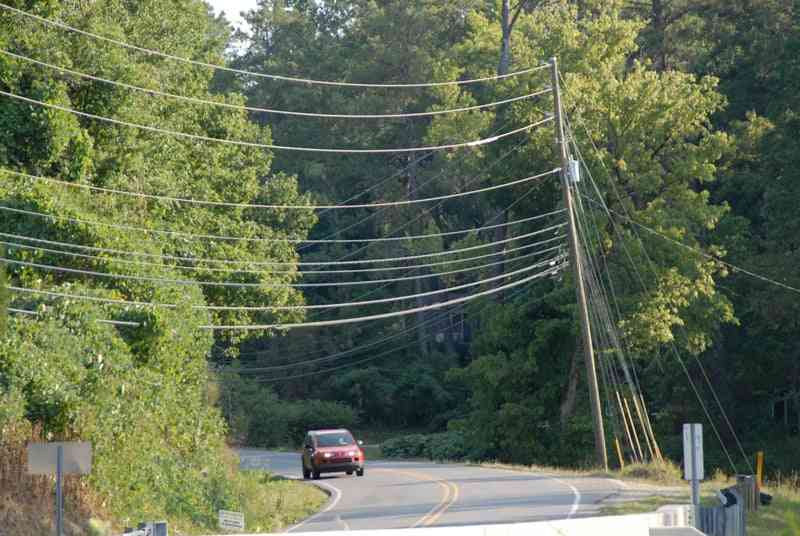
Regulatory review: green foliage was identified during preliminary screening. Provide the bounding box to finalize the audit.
[1,1,799,525]
[0,0,315,530]
[381,434,429,459]
[382,431,467,461]
[783,513,800,536]
[219,373,358,447]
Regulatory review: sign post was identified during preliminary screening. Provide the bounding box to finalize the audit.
[27,442,92,536]
[682,423,704,508]
[56,445,63,536]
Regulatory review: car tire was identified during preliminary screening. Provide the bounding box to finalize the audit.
[312,470,321,480]
[303,466,311,480]
[356,468,364,477]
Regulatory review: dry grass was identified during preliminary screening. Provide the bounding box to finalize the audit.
[0,424,106,536]
[0,431,325,536]
[473,460,618,479]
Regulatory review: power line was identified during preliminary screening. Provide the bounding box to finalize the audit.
[313,117,524,212]
[203,263,565,330]
[0,131,535,272]
[7,306,140,327]
[221,254,557,377]
[0,89,553,154]
[9,253,562,315]
[8,262,565,330]
[0,232,564,276]
[611,217,800,296]
[240,279,539,380]
[0,48,552,119]
[1,166,560,212]
[0,201,564,260]
[222,176,566,358]
[0,230,563,274]
[0,3,550,89]
[4,252,564,304]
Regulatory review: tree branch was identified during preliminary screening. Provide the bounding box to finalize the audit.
[509,0,534,33]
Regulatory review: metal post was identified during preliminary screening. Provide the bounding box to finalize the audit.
[690,425,700,509]
[550,57,608,470]
[56,445,63,536]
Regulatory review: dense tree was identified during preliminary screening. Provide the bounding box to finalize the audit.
[0,0,315,525]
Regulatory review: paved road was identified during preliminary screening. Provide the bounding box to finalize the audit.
[237,449,651,532]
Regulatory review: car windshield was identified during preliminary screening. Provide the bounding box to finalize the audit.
[316,432,355,447]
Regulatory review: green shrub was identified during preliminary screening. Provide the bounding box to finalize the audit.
[243,394,358,447]
[382,432,466,461]
[382,434,428,458]
[218,372,358,448]
[425,432,467,461]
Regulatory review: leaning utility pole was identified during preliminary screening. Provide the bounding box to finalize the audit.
[549,57,608,470]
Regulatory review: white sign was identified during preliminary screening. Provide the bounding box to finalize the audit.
[682,423,704,481]
[27,442,92,475]
[219,510,245,531]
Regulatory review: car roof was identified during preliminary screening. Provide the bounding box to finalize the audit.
[309,429,351,435]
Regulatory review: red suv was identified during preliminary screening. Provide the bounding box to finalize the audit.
[302,429,365,479]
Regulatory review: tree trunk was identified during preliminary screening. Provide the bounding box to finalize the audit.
[560,347,581,427]
[652,0,668,71]
[407,150,428,356]
[498,0,512,76]
[492,1,514,300]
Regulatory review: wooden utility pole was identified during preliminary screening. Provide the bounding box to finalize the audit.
[549,57,608,470]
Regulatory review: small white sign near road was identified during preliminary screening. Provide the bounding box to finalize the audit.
[219,510,245,532]
[682,423,704,481]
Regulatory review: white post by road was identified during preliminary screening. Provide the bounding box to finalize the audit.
[682,423,704,508]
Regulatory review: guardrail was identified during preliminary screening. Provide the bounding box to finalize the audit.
[121,521,168,536]
[696,475,759,536]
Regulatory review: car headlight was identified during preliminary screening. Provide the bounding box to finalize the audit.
[324,452,333,458]
[348,451,356,457]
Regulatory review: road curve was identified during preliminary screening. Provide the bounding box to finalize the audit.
[238,449,633,532]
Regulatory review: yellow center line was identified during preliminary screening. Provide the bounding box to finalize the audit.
[374,468,459,528]
[423,480,459,527]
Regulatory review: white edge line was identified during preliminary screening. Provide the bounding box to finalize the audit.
[470,465,582,520]
[286,479,343,533]
[545,475,582,519]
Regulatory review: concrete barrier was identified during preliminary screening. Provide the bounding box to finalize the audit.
[210,512,675,536]
[650,529,706,536]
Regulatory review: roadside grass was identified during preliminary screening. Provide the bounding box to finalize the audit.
[592,462,800,536]
[749,480,800,536]
[230,470,327,534]
[199,447,326,535]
